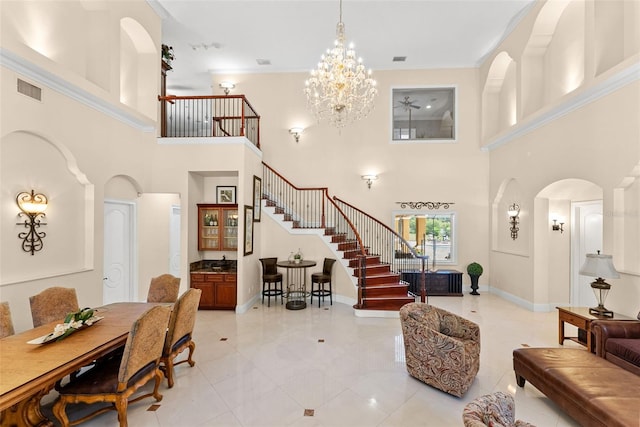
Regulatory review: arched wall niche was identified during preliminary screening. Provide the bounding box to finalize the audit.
[613,163,640,274]
[482,52,516,140]
[0,130,94,285]
[521,0,578,117]
[119,17,157,120]
[105,174,142,200]
[4,1,110,91]
[594,0,639,76]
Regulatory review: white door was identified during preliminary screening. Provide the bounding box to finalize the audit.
[104,201,135,304]
[571,201,603,307]
[169,205,181,278]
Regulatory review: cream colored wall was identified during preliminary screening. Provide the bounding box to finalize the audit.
[213,67,491,290]
[0,0,162,331]
[480,0,640,316]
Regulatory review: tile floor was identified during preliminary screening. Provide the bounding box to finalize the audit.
[43,294,583,426]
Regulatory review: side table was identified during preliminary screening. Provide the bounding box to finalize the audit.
[556,306,633,352]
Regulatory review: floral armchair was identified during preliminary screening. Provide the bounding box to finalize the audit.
[400,302,480,397]
[462,391,536,427]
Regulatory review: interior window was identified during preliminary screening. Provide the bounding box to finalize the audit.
[394,212,456,264]
[392,87,456,142]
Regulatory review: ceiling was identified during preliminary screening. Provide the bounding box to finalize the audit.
[151,0,536,95]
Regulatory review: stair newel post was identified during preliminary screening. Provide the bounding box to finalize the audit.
[420,256,427,304]
[358,254,366,309]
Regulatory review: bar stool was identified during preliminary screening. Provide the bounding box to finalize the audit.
[259,258,283,307]
[310,258,336,307]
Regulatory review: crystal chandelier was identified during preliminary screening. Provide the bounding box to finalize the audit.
[304,0,377,129]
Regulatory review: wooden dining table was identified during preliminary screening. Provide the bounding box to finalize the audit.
[0,302,161,427]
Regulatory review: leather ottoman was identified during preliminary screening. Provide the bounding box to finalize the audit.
[513,347,640,427]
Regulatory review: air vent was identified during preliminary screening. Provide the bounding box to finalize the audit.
[392,56,407,62]
[17,79,42,101]
[256,59,271,66]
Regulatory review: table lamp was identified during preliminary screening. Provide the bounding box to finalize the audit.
[579,251,620,317]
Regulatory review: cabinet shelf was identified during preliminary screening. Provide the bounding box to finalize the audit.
[197,204,238,251]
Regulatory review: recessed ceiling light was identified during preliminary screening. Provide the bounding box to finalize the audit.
[392,56,407,62]
[256,59,271,65]
[426,105,432,109]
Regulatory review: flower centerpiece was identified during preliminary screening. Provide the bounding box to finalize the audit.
[49,308,103,341]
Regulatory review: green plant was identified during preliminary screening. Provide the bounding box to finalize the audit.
[161,44,175,63]
[467,262,483,276]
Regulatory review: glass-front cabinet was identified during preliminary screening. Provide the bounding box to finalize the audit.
[197,204,238,251]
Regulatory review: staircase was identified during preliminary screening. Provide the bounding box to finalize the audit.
[263,163,418,311]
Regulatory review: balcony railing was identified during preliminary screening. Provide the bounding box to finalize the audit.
[158,95,260,148]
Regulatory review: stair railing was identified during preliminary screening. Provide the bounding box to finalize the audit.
[333,197,429,302]
[262,163,369,305]
[157,95,260,147]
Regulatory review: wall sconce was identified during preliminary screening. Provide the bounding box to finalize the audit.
[16,190,48,255]
[219,81,235,95]
[289,127,303,143]
[552,219,564,233]
[507,203,520,240]
[362,174,378,189]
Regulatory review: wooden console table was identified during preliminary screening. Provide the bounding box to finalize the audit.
[401,269,463,296]
[557,306,633,352]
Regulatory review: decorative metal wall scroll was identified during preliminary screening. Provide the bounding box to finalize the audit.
[396,202,455,210]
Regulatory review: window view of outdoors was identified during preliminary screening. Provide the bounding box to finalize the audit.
[395,213,455,263]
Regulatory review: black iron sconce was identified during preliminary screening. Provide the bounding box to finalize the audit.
[16,190,48,255]
[507,203,520,240]
[552,219,564,233]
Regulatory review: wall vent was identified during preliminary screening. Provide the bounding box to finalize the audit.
[17,79,42,101]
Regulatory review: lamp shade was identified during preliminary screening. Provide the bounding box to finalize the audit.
[579,253,620,279]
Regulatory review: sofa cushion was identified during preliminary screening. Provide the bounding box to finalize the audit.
[605,338,640,367]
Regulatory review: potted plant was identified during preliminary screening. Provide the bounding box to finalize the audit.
[467,262,483,295]
[161,44,175,65]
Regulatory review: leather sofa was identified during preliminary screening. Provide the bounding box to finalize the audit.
[513,320,640,427]
[593,319,640,375]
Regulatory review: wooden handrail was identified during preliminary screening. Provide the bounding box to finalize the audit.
[262,162,328,192]
[333,196,420,258]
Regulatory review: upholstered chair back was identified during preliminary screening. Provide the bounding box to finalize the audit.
[147,274,180,303]
[118,305,172,387]
[0,301,15,338]
[29,287,79,327]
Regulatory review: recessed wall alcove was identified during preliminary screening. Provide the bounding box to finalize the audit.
[1,130,94,285]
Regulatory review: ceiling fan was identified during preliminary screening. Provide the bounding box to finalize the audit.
[395,96,421,111]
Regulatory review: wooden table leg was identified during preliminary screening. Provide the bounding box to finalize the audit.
[0,385,54,427]
[558,315,565,345]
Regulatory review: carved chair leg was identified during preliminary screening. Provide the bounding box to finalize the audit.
[115,395,128,427]
[152,369,164,400]
[187,341,196,367]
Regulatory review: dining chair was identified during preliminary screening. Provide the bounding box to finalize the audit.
[53,305,172,427]
[160,288,202,388]
[259,258,283,307]
[0,301,15,338]
[29,287,79,327]
[310,258,336,307]
[147,273,180,303]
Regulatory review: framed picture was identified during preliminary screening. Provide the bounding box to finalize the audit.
[391,87,456,142]
[244,205,254,256]
[216,186,236,204]
[253,175,262,222]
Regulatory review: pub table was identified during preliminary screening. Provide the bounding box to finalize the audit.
[276,259,316,310]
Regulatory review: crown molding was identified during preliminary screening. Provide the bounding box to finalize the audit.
[483,62,640,152]
[0,48,155,133]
